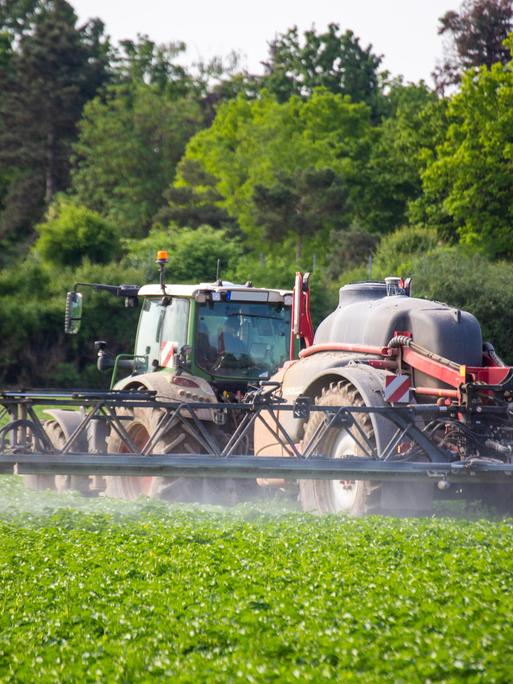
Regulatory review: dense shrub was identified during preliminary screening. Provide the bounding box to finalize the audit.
[373,225,440,275]
[0,259,143,387]
[331,229,513,362]
[0,261,63,385]
[35,198,121,268]
[412,248,513,362]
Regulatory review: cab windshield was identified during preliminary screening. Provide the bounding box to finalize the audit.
[196,301,291,378]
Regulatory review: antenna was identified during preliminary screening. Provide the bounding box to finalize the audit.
[215,258,221,284]
[156,250,170,306]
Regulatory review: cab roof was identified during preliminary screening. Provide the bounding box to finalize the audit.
[138,281,292,303]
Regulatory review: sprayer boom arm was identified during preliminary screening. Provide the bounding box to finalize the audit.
[2,389,513,487]
[2,452,513,485]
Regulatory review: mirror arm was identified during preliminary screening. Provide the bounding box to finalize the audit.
[73,282,140,298]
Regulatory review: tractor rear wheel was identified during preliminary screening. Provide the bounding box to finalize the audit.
[104,407,238,504]
[49,418,92,495]
[299,382,380,516]
[104,407,162,500]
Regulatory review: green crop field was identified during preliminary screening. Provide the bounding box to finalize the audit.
[0,477,512,683]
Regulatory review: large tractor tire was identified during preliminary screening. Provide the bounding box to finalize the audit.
[104,407,160,500]
[299,381,381,516]
[299,379,434,516]
[104,407,238,504]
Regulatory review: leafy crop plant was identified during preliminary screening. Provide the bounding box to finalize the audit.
[0,476,512,682]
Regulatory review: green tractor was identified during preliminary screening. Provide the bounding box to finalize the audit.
[52,251,312,500]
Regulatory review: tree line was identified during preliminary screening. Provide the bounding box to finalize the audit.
[2,0,513,386]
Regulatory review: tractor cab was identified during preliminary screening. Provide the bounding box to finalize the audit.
[65,267,296,393]
[64,251,312,394]
[135,282,293,390]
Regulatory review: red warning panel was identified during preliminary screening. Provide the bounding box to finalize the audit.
[384,375,410,403]
[160,341,177,368]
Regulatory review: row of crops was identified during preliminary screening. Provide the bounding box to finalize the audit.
[0,475,512,682]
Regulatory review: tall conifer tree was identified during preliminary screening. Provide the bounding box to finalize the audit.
[0,0,109,252]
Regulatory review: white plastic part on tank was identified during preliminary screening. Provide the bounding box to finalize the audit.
[384,276,403,296]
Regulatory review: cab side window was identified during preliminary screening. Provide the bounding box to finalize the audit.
[162,298,189,348]
[134,299,163,369]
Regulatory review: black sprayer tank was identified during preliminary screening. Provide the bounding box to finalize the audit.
[314,282,483,390]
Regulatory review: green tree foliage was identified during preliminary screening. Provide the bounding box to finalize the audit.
[434,0,513,91]
[112,36,254,122]
[334,225,442,289]
[171,85,446,260]
[123,225,243,283]
[253,167,350,260]
[114,35,191,96]
[35,198,120,268]
[261,24,385,118]
[173,90,372,260]
[0,260,61,385]
[158,160,236,231]
[0,0,39,37]
[0,33,14,263]
[359,84,447,234]
[71,83,204,237]
[418,50,513,258]
[325,227,379,280]
[0,0,110,251]
[198,58,261,121]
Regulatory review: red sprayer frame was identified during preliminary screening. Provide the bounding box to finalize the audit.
[290,272,314,359]
[299,336,512,404]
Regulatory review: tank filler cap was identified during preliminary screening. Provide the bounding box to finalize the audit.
[384,276,412,297]
[385,277,403,296]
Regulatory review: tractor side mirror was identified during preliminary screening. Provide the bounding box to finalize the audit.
[65,291,83,334]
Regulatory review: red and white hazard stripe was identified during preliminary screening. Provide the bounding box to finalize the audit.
[160,341,177,368]
[384,375,410,403]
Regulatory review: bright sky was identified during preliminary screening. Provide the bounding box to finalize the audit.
[72,0,459,85]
